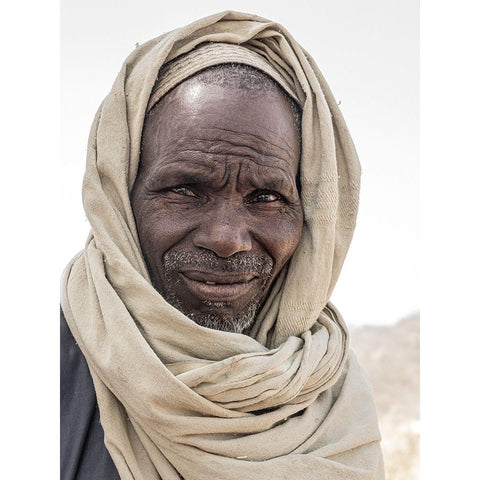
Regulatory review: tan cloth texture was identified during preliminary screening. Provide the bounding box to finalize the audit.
[61,10,383,480]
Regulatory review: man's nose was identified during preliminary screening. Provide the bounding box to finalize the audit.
[192,205,252,258]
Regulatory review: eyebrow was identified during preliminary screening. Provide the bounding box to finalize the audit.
[147,161,217,184]
[247,174,297,195]
[147,161,297,195]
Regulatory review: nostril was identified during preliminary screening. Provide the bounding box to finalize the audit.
[192,221,252,258]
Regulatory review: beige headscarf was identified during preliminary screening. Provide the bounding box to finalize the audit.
[61,10,383,480]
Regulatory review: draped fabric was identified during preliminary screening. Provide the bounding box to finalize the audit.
[61,10,383,479]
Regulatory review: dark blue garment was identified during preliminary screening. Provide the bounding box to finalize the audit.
[60,309,120,480]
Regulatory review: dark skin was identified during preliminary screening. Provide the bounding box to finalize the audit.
[131,78,304,333]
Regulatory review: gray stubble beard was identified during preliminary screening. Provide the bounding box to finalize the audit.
[160,250,273,334]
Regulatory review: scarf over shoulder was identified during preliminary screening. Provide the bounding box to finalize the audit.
[61,10,384,480]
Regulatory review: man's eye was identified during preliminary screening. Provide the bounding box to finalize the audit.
[170,186,196,197]
[252,191,281,203]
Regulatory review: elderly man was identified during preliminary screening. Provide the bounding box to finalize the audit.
[61,11,383,480]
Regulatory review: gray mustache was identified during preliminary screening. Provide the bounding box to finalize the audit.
[163,250,273,276]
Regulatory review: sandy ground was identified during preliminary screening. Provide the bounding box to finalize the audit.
[350,313,420,480]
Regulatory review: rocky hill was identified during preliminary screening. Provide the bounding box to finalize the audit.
[350,313,420,480]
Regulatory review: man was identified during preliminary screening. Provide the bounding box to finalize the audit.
[61,11,384,480]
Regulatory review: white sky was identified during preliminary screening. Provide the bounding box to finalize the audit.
[61,0,419,326]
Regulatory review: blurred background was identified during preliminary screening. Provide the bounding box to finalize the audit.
[351,314,419,479]
[61,1,419,477]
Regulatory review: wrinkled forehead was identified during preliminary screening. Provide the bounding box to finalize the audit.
[140,78,301,178]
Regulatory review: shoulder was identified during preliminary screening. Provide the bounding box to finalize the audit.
[60,309,120,480]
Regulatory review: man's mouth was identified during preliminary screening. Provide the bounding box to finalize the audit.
[179,270,259,302]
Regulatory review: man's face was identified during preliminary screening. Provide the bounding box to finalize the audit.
[131,78,303,333]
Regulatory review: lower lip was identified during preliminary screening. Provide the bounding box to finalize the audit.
[179,274,258,302]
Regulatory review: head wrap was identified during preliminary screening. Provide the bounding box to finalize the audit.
[61,10,383,479]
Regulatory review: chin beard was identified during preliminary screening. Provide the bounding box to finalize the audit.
[164,294,262,334]
[158,249,273,334]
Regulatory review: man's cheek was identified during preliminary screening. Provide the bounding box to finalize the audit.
[256,218,303,259]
